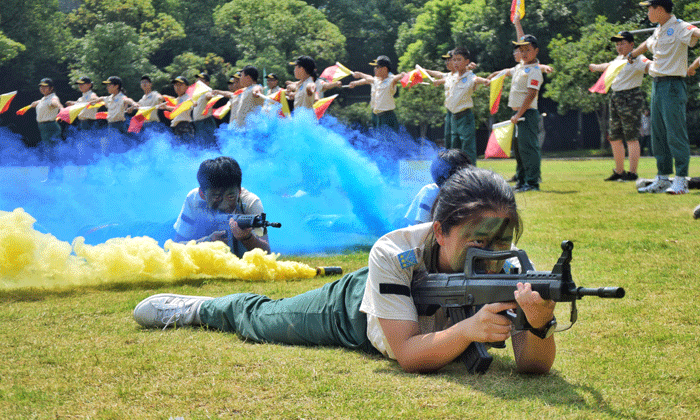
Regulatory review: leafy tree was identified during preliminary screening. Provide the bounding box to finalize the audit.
[305,0,427,71]
[213,0,346,80]
[0,0,71,88]
[65,0,186,68]
[0,31,25,65]
[164,52,232,90]
[67,22,159,96]
[395,82,446,139]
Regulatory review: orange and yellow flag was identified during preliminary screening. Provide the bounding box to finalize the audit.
[169,99,193,119]
[16,104,32,116]
[320,62,353,82]
[128,106,157,133]
[270,89,291,117]
[187,80,211,102]
[489,70,507,115]
[162,95,177,107]
[0,91,17,114]
[485,120,515,159]
[203,95,224,116]
[510,0,525,23]
[213,102,231,120]
[56,103,88,124]
[313,94,337,120]
[589,60,627,94]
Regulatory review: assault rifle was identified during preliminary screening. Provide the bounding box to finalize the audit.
[412,241,625,374]
[212,213,282,250]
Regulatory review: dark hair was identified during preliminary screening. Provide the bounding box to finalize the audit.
[242,65,259,83]
[431,167,522,242]
[196,156,242,191]
[452,47,471,61]
[293,56,318,81]
[430,149,472,187]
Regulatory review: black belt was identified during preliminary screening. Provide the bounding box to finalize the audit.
[653,76,683,81]
[452,108,473,119]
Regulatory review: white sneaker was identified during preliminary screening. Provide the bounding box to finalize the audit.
[665,176,689,195]
[133,294,213,329]
[637,176,671,193]
[694,204,700,219]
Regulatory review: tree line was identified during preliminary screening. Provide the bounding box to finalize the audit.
[2,0,700,147]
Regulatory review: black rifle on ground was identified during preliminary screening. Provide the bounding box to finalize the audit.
[411,241,625,374]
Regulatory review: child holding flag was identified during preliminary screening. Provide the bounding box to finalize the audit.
[349,55,405,131]
[28,78,64,181]
[134,75,164,125]
[508,35,544,192]
[31,78,64,145]
[164,76,195,141]
[589,31,649,182]
[232,66,264,127]
[65,77,98,131]
[444,47,490,165]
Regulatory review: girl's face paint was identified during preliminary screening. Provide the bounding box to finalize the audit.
[436,210,515,273]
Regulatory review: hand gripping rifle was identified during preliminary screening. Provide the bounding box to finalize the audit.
[411,241,625,374]
[212,213,282,250]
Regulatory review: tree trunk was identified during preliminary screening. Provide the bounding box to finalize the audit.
[420,122,428,139]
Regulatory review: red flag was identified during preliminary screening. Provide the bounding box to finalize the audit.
[0,91,17,114]
[312,94,337,120]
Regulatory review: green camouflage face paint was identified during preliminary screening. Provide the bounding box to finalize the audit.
[444,215,515,273]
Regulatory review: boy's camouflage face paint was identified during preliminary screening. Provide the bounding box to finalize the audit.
[445,215,514,273]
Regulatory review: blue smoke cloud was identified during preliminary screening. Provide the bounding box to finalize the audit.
[0,109,437,254]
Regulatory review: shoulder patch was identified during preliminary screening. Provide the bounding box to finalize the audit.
[397,249,418,269]
[667,28,674,36]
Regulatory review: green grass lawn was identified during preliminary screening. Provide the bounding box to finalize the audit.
[1,157,699,419]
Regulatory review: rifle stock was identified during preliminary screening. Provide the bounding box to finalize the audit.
[412,241,625,374]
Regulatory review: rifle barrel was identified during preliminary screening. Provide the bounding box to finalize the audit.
[574,287,625,298]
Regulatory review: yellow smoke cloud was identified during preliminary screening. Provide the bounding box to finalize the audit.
[1,208,317,290]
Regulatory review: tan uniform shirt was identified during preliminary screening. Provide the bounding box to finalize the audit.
[36,93,60,122]
[192,86,213,122]
[508,61,543,110]
[371,74,397,113]
[445,71,476,113]
[610,55,648,92]
[359,223,445,359]
[138,91,162,122]
[294,78,315,109]
[171,94,192,127]
[105,92,127,123]
[234,85,264,127]
[77,90,97,120]
[646,16,698,77]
